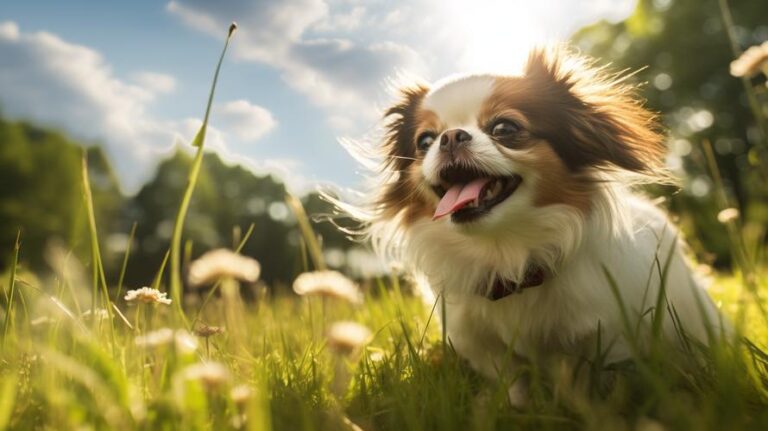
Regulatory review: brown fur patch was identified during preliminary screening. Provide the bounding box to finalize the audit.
[483,47,666,177]
[376,85,436,224]
[509,142,596,213]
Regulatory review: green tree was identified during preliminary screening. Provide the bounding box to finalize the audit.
[572,0,768,266]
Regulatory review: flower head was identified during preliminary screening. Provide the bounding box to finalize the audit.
[292,270,362,304]
[124,287,172,305]
[730,41,768,78]
[194,324,225,338]
[81,308,111,321]
[135,328,174,348]
[188,249,261,287]
[717,207,740,224]
[182,361,230,390]
[326,321,372,356]
[230,384,252,406]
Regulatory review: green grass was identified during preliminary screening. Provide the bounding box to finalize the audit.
[1,268,768,430]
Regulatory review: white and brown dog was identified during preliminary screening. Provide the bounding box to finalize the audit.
[343,47,726,403]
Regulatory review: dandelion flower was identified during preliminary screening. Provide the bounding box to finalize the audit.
[194,324,225,338]
[326,321,372,356]
[124,287,172,305]
[182,361,230,389]
[292,270,362,304]
[135,328,174,347]
[717,207,739,224]
[188,249,261,287]
[730,41,768,78]
[230,384,252,406]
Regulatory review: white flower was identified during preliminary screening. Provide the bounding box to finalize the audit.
[292,271,362,304]
[326,321,372,355]
[136,328,198,354]
[230,384,252,406]
[81,308,111,321]
[182,362,230,389]
[188,249,261,287]
[730,41,768,78]
[135,328,174,347]
[124,287,172,305]
[174,330,199,354]
[717,207,740,224]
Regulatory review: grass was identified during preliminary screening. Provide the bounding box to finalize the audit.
[1,267,768,430]
[3,20,768,431]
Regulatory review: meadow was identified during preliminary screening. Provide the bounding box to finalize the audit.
[3,13,768,431]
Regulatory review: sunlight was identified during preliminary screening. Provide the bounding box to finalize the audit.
[441,0,549,75]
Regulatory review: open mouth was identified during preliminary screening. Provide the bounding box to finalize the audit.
[431,165,523,223]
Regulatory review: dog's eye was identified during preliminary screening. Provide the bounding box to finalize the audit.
[416,132,436,151]
[490,119,521,137]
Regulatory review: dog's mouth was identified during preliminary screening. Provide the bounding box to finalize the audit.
[431,165,523,223]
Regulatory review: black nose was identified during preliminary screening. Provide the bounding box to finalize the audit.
[439,129,472,154]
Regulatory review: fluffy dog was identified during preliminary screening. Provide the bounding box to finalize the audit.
[342,47,727,403]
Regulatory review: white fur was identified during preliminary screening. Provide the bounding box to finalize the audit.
[366,75,727,390]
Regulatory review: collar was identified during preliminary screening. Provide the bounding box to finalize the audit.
[488,266,545,301]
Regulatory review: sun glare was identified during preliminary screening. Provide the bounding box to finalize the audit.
[442,0,550,75]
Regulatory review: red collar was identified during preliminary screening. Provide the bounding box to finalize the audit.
[489,266,545,300]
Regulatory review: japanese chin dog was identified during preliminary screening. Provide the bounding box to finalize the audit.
[339,47,727,404]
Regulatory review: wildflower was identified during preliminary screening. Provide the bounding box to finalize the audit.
[182,361,230,390]
[135,328,174,347]
[81,308,111,321]
[188,249,261,287]
[194,324,225,338]
[174,330,199,354]
[292,270,362,304]
[717,207,739,224]
[730,41,768,78]
[124,287,172,305]
[230,384,252,406]
[326,321,372,356]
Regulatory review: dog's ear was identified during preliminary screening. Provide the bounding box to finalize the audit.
[524,47,665,177]
[381,85,429,172]
[376,85,430,219]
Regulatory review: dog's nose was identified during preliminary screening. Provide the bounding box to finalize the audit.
[440,129,472,154]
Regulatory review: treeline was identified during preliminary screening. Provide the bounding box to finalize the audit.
[0,117,356,290]
[574,0,768,266]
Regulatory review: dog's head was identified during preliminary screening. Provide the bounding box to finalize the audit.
[374,47,666,235]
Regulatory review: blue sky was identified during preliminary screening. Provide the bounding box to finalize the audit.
[1,0,636,194]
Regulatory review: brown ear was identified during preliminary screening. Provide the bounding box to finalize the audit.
[376,85,429,219]
[524,47,665,176]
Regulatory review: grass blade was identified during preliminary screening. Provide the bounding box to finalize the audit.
[168,23,237,323]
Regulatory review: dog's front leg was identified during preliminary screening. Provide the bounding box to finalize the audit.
[444,303,529,407]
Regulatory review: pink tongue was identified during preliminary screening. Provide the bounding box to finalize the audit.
[433,178,492,220]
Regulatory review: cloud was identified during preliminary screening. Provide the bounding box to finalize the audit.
[167,0,426,133]
[213,100,277,142]
[133,71,177,94]
[0,21,280,193]
[0,21,173,191]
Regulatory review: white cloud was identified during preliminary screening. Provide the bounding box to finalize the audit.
[133,71,177,94]
[0,21,172,191]
[0,21,280,193]
[166,0,425,133]
[214,100,277,142]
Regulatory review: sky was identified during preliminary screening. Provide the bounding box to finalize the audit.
[0,0,636,195]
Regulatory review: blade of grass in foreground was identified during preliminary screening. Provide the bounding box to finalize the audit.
[285,192,326,271]
[81,153,116,347]
[168,22,238,323]
[1,231,20,347]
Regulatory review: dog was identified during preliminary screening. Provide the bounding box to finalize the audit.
[341,46,727,404]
